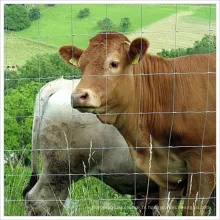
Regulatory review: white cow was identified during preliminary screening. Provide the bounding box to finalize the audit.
[23,78,159,216]
[23,78,215,216]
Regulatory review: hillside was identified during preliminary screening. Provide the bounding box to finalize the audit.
[4,4,216,66]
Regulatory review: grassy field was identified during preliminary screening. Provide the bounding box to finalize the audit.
[10,4,186,47]
[4,34,57,66]
[4,4,216,66]
[4,164,138,216]
[192,5,216,20]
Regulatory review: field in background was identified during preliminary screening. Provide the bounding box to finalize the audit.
[128,10,216,54]
[4,4,216,66]
[4,35,57,66]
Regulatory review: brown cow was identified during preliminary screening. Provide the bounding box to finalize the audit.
[59,31,216,216]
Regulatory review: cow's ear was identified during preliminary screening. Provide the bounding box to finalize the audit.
[59,45,84,67]
[128,38,149,64]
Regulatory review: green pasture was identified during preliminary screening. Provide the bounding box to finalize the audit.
[4,4,216,66]
[192,5,216,20]
[8,4,184,47]
[4,4,216,67]
[4,34,57,66]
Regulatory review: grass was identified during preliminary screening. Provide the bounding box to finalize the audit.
[192,5,216,21]
[4,164,31,216]
[64,177,138,216]
[4,34,57,66]
[4,4,216,67]
[5,162,215,216]
[12,4,182,47]
[4,164,138,216]
[181,4,216,25]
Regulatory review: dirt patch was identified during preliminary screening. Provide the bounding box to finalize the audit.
[128,11,216,54]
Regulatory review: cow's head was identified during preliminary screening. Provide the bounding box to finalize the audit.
[59,32,149,124]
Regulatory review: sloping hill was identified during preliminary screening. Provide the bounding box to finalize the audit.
[4,4,216,67]
[4,34,56,67]
[128,11,216,54]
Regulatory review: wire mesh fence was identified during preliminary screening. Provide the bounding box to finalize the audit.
[3,3,216,217]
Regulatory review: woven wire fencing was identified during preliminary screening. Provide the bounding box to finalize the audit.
[4,3,216,216]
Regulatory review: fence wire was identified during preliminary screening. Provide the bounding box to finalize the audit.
[4,3,216,217]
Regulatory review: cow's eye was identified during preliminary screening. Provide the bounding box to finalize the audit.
[110,61,119,69]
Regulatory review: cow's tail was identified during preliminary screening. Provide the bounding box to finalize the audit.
[23,77,66,198]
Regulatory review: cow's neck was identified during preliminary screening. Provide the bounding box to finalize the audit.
[116,54,173,147]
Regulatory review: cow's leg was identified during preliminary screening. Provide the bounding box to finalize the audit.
[25,173,71,216]
[183,149,216,216]
[128,145,184,216]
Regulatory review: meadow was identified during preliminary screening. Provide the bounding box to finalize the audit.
[4,4,216,66]
[4,3,216,216]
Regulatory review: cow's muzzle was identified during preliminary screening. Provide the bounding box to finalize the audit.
[71,89,101,112]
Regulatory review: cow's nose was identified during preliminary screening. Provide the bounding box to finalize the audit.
[71,91,89,107]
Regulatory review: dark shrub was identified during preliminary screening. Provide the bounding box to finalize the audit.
[77,8,90,19]
[157,35,216,58]
[120,17,131,32]
[4,4,31,31]
[97,17,114,31]
[29,7,40,21]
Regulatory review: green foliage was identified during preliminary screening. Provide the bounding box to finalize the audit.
[77,8,90,19]
[157,35,216,58]
[4,81,44,163]
[5,53,81,90]
[4,164,138,216]
[4,165,31,216]
[29,7,41,21]
[97,18,114,31]
[4,5,31,31]
[19,53,81,81]
[120,17,131,32]
[64,177,138,216]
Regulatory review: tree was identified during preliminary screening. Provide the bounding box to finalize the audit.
[77,8,90,19]
[29,7,41,21]
[4,4,31,31]
[5,53,81,90]
[97,18,114,31]
[4,81,44,164]
[120,17,131,32]
[157,34,216,58]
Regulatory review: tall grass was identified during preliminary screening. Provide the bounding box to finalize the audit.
[4,163,138,216]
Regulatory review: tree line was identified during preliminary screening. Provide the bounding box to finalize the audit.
[4,4,41,31]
